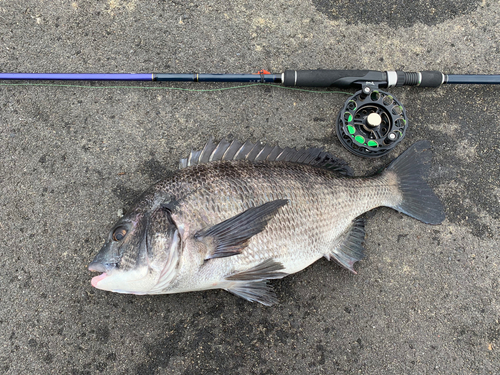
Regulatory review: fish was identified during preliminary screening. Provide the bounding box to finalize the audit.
[88,139,445,305]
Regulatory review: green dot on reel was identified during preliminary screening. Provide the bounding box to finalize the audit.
[344,112,353,122]
[347,125,356,134]
[354,135,365,144]
[367,140,378,147]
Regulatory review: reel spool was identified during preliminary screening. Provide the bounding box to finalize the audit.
[336,87,408,158]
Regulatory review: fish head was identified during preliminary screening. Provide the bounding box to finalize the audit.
[88,200,182,294]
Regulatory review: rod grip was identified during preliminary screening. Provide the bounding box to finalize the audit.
[419,71,444,87]
[283,70,386,88]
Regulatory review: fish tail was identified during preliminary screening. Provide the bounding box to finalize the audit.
[384,141,445,224]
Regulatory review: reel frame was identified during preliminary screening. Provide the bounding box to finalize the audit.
[336,85,408,158]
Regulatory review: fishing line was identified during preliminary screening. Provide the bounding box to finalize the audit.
[0,82,352,95]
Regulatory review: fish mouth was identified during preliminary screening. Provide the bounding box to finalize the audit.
[88,259,108,273]
[88,261,112,288]
[91,272,108,287]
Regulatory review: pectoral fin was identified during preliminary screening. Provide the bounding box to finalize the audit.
[195,199,288,260]
[224,259,287,306]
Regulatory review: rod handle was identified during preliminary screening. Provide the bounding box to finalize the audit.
[283,70,387,88]
[418,71,445,87]
[283,69,446,88]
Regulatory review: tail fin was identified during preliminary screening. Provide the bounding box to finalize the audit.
[385,141,445,224]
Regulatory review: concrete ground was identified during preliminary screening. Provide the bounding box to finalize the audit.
[1,1,499,374]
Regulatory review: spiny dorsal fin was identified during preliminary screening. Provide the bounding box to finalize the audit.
[179,139,353,176]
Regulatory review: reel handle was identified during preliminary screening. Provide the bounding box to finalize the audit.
[283,70,444,88]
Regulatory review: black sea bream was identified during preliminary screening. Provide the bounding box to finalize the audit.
[88,140,445,305]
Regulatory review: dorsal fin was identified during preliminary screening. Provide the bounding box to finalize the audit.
[179,139,353,176]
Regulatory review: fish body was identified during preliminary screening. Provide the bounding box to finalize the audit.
[89,140,445,305]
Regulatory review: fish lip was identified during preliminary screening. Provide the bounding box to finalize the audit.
[88,261,108,273]
[91,273,107,288]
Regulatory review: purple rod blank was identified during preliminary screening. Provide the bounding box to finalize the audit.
[0,73,153,81]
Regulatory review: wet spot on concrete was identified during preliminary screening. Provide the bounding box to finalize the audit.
[136,321,184,375]
[135,308,307,374]
[406,85,498,237]
[95,325,110,343]
[95,362,107,372]
[70,369,92,375]
[356,338,363,349]
[0,357,10,373]
[138,158,174,182]
[397,234,408,243]
[204,302,226,318]
[272,328,290,345]
[112,184,143,208]
[312,0,480,28]
[43,352,54,364]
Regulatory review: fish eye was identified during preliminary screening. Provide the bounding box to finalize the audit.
[112,227,127,241]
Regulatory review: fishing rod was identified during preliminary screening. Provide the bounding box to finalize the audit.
[2,69,499,157]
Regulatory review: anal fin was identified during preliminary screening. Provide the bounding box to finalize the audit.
[325,217,366,274]
[224,259,287,306]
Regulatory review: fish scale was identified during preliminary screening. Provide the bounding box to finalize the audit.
[89,140,445,305]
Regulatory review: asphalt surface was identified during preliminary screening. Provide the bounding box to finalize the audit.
[1,1,499,374]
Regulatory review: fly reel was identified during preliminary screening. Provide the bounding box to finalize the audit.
[336,86,408,158]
